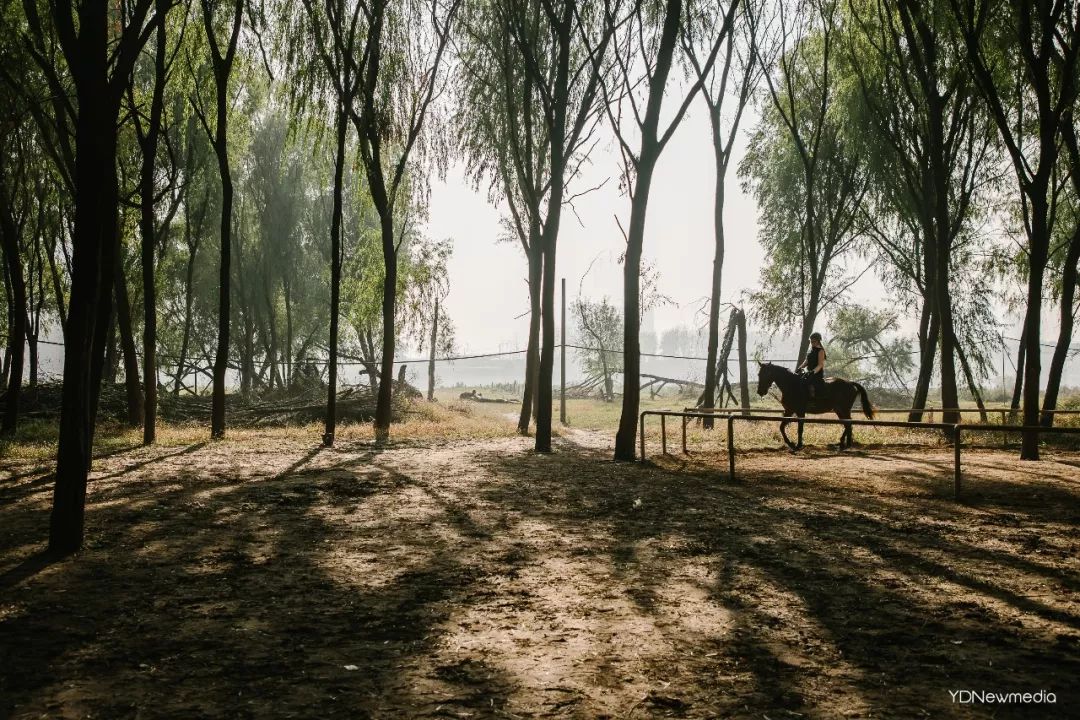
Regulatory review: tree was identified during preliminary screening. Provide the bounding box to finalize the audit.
[21,0,162,554]
[193,0,243,439]
[744,0,868,359]
[605,0,734,460]
[574,296,623,401]
[845,0,999,423]
[683,0,759,427]
[342,0,459,443]
[457,0,616,440]
[950,0,1080,459]
[294,0,364,445]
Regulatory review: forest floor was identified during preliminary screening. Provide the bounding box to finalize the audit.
[1,401,1078,719]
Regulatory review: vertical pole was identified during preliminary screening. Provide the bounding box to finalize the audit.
[726,413,735,480]
[661,414,667,454]
[681,415,688,454]
[953,424,962,500]
[560,277,566,425]
[1000,409,1007,448]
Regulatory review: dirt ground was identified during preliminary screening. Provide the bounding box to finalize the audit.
[1,426,1078,719]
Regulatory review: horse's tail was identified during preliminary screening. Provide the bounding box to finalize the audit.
[853,382,875,418]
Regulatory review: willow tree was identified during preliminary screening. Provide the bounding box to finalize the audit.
[683,0,757,424]
[193,0,243,439]
[845,0,998,423]
[294,0,365,446]
[457,1,615,442]
[19,0,162,554]
[950,0,1080,459]
[607,0,734,461]
[335,0,459,442]
[744,0,870,361]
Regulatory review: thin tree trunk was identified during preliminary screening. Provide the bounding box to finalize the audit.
[374,216,397,441]
[204,0,243,439]
[909,296,936,421]
[518,243,541,433]
[114,253,144,426]
[1041,227,1080,426]
[1020,202,1050,459]
[0,177,25,435]
[613,157,657,459]
[427,296,438,402]
[138,1,168,445]
[701,145,726,429]
[325,103,347,446]
[175,234,198,396]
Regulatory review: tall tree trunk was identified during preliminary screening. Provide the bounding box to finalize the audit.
[0,177,25,436]
[701,140,726,429]
[374,214,397,441]
[138,1,168,445]
[518,242,542,433]
[175,237,197,396]
[909,296,936,421]
[204,0,243,439]
[324,103,347,446]
[50,0,125,553]
[927,94,960,426]
[613,0,685,461]
[114,253,144,427]
[1020,199,1050,459]
[427,296,438,402]
[1041,227,1080,426]
[613,156,658,459]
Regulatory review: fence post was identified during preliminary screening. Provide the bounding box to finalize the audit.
[682,415,688,454]
[953,424,962,500]
[661,414,667,454]
[639,412,646,461]
[999,410,1007,448]
[727,413,736,480]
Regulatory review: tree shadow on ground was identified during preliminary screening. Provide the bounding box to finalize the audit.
[475,440,1080,718]
[0,442,526,719]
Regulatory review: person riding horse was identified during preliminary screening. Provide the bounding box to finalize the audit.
[796,332,826,399]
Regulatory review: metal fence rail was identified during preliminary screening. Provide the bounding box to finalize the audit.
[640,410,1080,500]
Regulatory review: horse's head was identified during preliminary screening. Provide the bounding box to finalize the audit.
[757,362,774,397]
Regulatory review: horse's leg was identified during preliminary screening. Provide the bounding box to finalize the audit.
[779,412,796,450]
[836,409,852,450]
[796,412,805,450]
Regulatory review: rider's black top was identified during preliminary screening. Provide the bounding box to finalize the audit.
[805,346,824,377]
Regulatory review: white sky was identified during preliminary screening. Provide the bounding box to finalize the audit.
[426,99,891,361]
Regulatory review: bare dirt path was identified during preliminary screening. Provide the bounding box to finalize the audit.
[1,434,1077,718]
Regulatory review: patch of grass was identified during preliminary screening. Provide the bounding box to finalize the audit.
[0,397,519,469]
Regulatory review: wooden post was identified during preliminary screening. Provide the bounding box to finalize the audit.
[661,414,667,454]
[1000,409,1007,448]
[727,413,735,480]
[953,424,962,500]
[681,415,688,454]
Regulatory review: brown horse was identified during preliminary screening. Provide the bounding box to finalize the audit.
[756,362,875,450]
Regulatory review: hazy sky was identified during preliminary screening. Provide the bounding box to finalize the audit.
[426,99,890,360]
